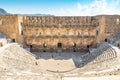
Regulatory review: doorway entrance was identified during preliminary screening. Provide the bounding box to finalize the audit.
[43,43,47,52]
[57,42,62,54]
[12,39,15,42]
[58,43,62,48]
[30,45,32,52]
[104,38,107,42]
[73,43,76,52]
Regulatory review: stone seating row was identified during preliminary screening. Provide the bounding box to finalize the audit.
[81,44,117,64]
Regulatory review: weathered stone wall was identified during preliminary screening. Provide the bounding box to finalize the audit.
[22,16,98,27]
[96,15,120,42]
[0,15,23,43]
[22,16,98,51]
[105,15,120,37]
[0,15,120,52]
[95,16,106,43]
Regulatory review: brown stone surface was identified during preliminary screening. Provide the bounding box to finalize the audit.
[0,15,120,51]
[22,16,98,51]
[0,15,23,43]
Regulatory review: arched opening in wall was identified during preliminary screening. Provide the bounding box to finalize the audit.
[73,43,76,52]
[43,43,47,48]
[30,45,32,51]
[43,43,47,52]
[87,45,90,49]
[58,43,62,48]
[73,43,76,47]
[12,39,15,42]
[104,38,108,42]
[43,50,46,52]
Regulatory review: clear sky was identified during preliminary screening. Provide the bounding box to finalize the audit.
[0,0,120,16]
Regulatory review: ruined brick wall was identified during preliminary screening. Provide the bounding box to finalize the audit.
[22,16,98,51]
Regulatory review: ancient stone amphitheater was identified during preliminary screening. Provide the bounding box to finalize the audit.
[0,15,120,80]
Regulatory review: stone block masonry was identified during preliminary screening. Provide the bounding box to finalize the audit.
[0,15,120,52]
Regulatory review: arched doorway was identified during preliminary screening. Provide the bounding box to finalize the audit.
[73,43,76,52]
[104,38,107,42]
[58,43,62,48]
[12,39,15,42]
[57,42,62,54]
[87,45,90,48]
[43,43,47,52]
[43,43,47,48]
[30,45,32,52]
[73,43,76,47]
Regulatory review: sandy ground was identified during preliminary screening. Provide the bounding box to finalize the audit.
[62,75,120,80]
